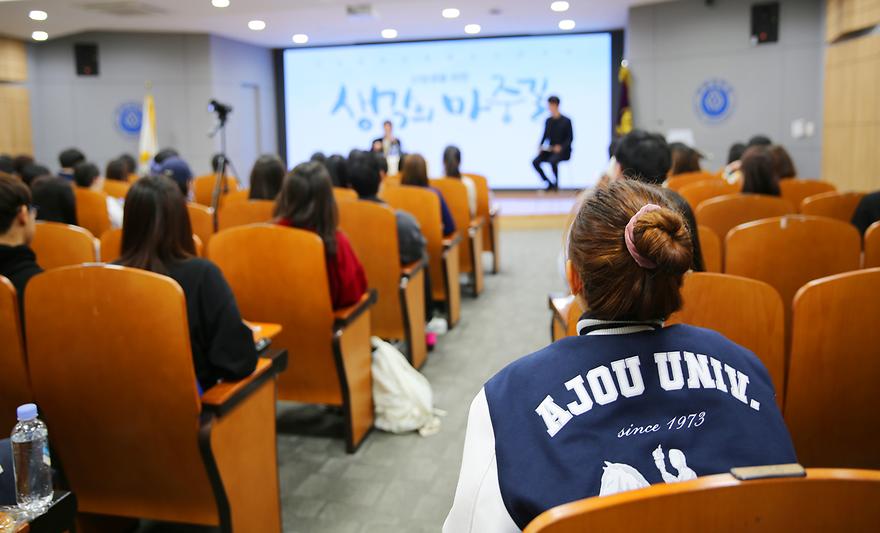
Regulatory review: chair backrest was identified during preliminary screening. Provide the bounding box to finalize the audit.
[667,272,786,401]
[100,228,203,262]
[431,178,476,273]
[0,276,31,433]
[73,187,111,237]
[865,220,880,268]
[381,185,445,301]
[31,221,98,269]
[192,174,239,207]
[679,180,741,212]
[779,179,836,212]
[217,200,275,232]
[337,200,403,338]
[101,179,130,200]
[223,189,250,205]
[697,225,721,273]
[785,269,880,468]
[524,468,880,533]
[24,265,218,523]
[465,173,493,245]
[725,216,861,333]
[665,171,720,192]
[696,194,794,244]
[333,187,357,203]
[208,224,338,403]
[186,203,215,247]
[800,191,865,222]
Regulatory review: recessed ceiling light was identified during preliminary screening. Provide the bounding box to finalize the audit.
[551,1,570,12]
[211,0,230,7]
[464,24,481,35]
[292,34,309,44]
[558,19,576,30]
[28,10,48,21]
[381,28,398,39]
[248,20,266,31]
[32,31,48,41]
[442,8,460,19]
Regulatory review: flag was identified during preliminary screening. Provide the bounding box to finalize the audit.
[137,91,157,175]
[616,60,632,136]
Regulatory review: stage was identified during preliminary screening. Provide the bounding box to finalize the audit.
[493,189,581,229]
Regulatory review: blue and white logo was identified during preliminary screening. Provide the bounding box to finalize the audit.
[694,79,734,124]
[115,102,142,137]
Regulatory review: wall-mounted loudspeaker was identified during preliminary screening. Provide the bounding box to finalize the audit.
[751,2,780,44]
[74,43,99,76]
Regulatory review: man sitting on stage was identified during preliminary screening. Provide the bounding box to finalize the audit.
[532,96,573,190]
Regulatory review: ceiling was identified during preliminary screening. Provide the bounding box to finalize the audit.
[0,0,670,48]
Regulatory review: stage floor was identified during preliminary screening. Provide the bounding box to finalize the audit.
[492,189,581,229]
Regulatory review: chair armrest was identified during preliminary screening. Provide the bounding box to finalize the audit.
[401,257,426,279]
[333,289,377,331]
[548,293,575,318]
[489,206,499,218]
[201,349,288,417]
[442,234,462,251]
[468,216,486,236]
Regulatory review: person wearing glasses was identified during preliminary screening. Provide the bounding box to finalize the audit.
[0,175,43,315]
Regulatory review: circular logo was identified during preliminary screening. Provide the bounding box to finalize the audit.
[115,102,142,137]
[694,79,734,123]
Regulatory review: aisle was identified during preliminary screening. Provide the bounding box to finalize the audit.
[279,228,566,533]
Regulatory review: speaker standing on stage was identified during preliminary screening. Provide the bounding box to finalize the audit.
[371,120,402,156]
[532,96,573,190]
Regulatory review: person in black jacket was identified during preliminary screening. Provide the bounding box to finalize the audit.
[532,95,573,190]
[0,175,42,314]
[117,176,257,392]
[852,191,880,235]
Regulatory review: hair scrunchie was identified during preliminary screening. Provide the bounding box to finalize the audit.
[624,203,662,269]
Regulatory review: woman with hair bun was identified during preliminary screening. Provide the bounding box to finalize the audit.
[444,179,795,532]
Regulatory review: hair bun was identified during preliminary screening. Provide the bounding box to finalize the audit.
[632,208,693,275]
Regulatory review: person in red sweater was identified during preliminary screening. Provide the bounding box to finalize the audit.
[274,161,367,309]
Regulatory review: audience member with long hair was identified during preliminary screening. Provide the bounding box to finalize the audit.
[443,145,477,217]
[117,176,257,391]
[248,154,285,200]
[740,146,781,196]
[668,142,701,176]
[770,145,797,179]
[401,153,457,237]
[274,161,367,310]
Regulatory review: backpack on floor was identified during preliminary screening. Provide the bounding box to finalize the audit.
[371,337,442,436]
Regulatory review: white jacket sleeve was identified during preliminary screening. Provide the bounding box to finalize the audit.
[443,388,520,533]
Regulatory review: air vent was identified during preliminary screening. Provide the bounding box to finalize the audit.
[346,3,376,19]
[78,1,166,16]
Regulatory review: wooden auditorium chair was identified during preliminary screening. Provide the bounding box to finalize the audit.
[73,187,112,238]
[779,179,836,213]
[696,225,722,273]
[338,200,427,368]
[785,268,880,469]
[0,276,31,433]
[664,171,720,192]
[524,467,880,533]
[382,185,462,327]
[695,194,794,247]
[678,180,741,212]
[209,224,376,452]
[800,191,865,223]
[432,178,485,296]
[25,265,286,532]
[548,293,584,342]
[217,200,275,231]
[667,272,785,404]
[192,174,239,207]
[31,221,98,269]
[333,187,358,203]
[865,220,880,268]
[101,179,130,200]
[187,202,216,248]
[464,173,501,274]
[100,228,204,262]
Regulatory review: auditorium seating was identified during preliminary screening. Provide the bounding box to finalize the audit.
[695,194,794,248]
[217,199,275,231]
[382,185,462,327]
[779,179,836,212]
[101,179,130,200]
[697,225,722,273]
[465,173,501,274]
[208,224,376,452]
[785,269,880,469]
[193,174,240,207]
[223,189,250,205]
[667,272,785,402]
[100,228,204,262]
[865,221,880,268]
[800,191,865,223]
[665,171,720,192]
[187,203,216,246]
[31,221,98,268]
[333,187,357,203]
[549,294,583,342]
[432,178,485,296]
[338,200,427,368]
[524,468,880,533]
[73,187,112,237]
[679,180,741,212]
[24,265,285,531]
[0,276,31,433]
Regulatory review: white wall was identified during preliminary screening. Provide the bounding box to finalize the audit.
[626,0,825,176]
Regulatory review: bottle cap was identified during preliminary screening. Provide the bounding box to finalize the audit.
[16,403,37,422]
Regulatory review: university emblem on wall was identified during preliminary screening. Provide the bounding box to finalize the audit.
[115,101,143,137]
[694,79,734,124]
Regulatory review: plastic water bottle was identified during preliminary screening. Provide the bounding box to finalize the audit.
[10,404,53,515]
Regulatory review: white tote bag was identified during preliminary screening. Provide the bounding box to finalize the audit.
[371,337,442,436]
